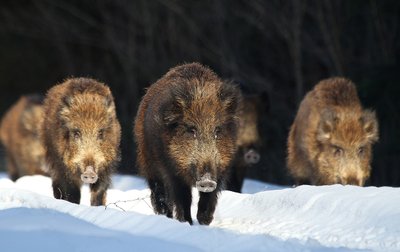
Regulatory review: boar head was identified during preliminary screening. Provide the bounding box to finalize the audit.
[59,92,117,184]
[316,108,379,186]
[163,82,241,192]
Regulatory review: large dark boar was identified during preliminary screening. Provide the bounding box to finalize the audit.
[226,91,268,193]
[41,78,121,206]
[134,63,241,225]
[287,77,379,186]
[0,94,47,181]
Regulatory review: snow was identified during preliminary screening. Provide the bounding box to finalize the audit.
[0,173,399,252]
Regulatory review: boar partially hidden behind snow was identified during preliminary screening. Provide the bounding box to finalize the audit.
[134,63,241,225]
[41,78,121,205]
[287,77,379,186]
[0,94,47,181]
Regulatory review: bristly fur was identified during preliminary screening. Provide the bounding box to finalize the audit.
[134,62,242,225]
[0,94,47,181]
[287,77,379,186]
[41,77,121,206]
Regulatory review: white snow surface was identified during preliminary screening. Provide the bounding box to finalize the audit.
[0,173,399,252]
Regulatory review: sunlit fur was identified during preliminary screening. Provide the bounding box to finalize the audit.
[41,78,121,205]
[0,94,47,181]
[134,62,241,225]
[287,77,379,186]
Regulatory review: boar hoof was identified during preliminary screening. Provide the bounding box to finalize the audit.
[197,212,213,225]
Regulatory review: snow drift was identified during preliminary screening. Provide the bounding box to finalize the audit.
[0,173,399,251]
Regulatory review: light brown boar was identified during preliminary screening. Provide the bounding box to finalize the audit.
[0,94,47,181]
[41,78,121,205]
[287,77,379,186]
[134,63,241,225]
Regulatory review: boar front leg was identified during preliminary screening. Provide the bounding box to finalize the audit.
[197,189,219,225]
[226,163,245,193]
[52,178,81,204]
[90,178,110,206]
[172,176,193,225]
[5,152,19,181]
[148,179,173,218]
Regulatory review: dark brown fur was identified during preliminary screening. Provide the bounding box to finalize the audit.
[287,77,379,186]
[226,93,267,192]
[134,63,241,225]
[41,78,121,205]
[0,94,47,181]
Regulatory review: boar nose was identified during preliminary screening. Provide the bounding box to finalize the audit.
[81,166,98,184]
[196,173,217,193]
[244,149,260,164]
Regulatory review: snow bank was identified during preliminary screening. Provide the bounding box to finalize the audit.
[0,173,399,251]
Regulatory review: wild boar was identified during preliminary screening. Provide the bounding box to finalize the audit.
[134,63,241,225]
[41,78,121,205]
[0,94,47,181]
[287,77,379,186]
[226,91,268,193]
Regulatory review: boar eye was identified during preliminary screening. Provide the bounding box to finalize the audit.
[98,129,105,140]
[187,126,197,139]
[358,146,366,156]
[214,126,221,139]
[71,129,81,140]
[332,145,343,157]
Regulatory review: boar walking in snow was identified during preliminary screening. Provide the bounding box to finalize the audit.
[41,78,121,205]
[0,94,47,181]
[134,63,241,225]
[287,77,379,186]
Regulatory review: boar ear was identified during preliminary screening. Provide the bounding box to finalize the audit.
[361,110,379,143]
[162,85,190,126]
[104,95,115,115]
[104,95,112,107]
[62,96,73,107]
[171,84,193,108]
[58,98,72,125]
[20,108,35,132]
[162,100,183,127]
[219,84,241,114]
[317,109,336,141]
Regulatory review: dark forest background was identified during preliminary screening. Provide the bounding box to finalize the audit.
[0,0,399,186]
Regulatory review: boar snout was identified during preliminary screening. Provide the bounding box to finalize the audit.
[81,166,98,184]
[196,173,217,193]
[244,149,260,164]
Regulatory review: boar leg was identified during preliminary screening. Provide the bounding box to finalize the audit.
[148,179,172,218]
[226,164,245,193]
[197,188,219,225]
[90,178,110,206]
[294,178,311,186]
[172,176,193,225]
[5,152,19,181]
[52,179,81,204]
